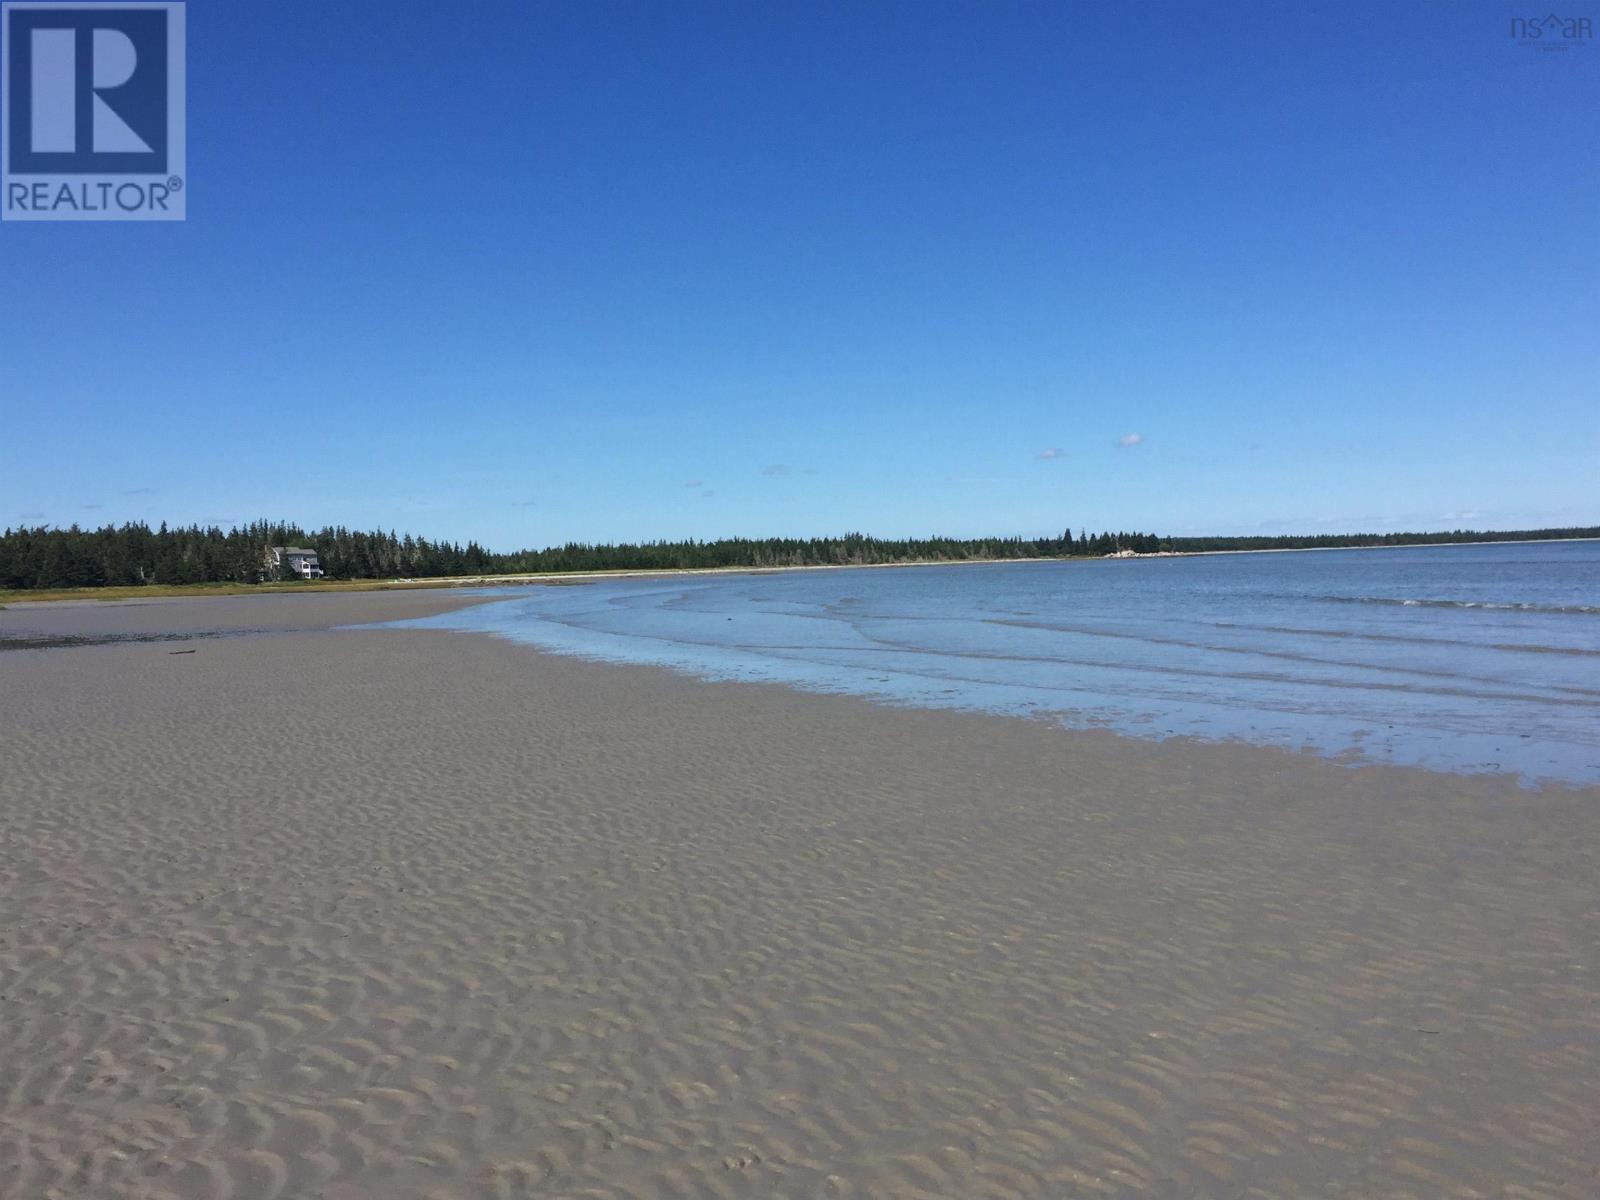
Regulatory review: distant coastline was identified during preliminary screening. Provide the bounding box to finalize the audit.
[1113,534,1600,559]
[376,533,1600,587]
[3,521,1596,601]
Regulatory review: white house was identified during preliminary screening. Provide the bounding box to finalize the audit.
[267,546,324,579]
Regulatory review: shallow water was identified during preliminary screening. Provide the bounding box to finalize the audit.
[390,541,1600,785]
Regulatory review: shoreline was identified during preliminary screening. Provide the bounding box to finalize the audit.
[6,533,1597,607]
[3,587,1591,792]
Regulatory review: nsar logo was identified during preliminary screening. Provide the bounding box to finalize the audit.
[1510,12,1594,49]
[2,2,185,221]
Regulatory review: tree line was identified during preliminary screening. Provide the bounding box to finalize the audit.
[0,522,1151,589]
[1,520,1594,591]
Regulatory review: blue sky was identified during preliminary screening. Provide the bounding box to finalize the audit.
[2,1,1596,549]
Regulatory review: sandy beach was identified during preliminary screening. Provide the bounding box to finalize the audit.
[1,592,1596,1199]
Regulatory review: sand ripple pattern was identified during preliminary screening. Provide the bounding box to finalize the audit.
[2,625,1597,1198]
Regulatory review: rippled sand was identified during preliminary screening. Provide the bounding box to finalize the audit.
[1,593,1596,1198]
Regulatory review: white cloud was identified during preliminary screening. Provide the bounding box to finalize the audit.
[761,464,791,477]
[1036,447,1065,460]
[1117,433,1145,447]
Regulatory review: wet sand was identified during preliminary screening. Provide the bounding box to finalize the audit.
[1,593,1596,1198]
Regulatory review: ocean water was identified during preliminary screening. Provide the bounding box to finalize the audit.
[389,541,1600,786]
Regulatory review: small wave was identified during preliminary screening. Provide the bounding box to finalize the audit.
[1212,620,1600,657]
[1315,595,1600,616]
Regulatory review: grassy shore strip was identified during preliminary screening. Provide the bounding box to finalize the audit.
[0,578,488,606]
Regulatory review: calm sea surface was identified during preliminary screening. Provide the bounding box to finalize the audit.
[391,541,1600,785]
